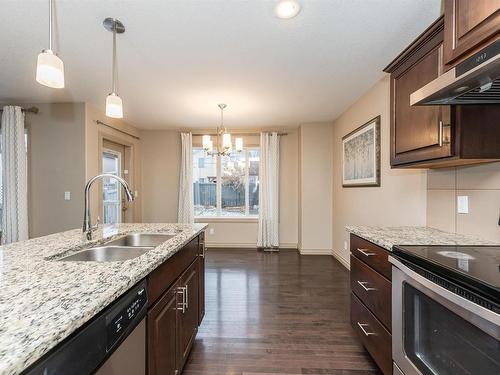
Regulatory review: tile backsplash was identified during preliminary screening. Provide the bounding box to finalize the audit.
[427,162,500,241]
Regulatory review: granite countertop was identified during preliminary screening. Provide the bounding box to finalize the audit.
[346,225,499,251]
[0,223,207,375]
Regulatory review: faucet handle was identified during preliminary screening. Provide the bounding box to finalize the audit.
[92,216,101,232]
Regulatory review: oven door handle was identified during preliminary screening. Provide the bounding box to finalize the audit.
[389,256,500,330]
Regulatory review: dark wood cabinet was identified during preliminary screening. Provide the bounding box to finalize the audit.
[147,282,180,375]
[198,233,205,325]
[350,234,392,375]
[444,0,500,66]
[384,16,500,168]
[146,233,205,375]
[177,261,199,370]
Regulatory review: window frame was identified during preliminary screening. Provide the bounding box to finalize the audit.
[193,147,259,220]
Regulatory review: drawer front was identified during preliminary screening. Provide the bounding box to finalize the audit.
[148,236,199,306]
[351,293,392,375]
[350,234,391,280]
[350,255,391,331]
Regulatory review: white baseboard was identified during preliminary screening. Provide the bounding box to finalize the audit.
[298,248,332,255]
[206,242,297,249]
[331,250,350,270]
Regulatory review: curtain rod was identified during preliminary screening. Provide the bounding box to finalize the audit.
[191,132,288,136]
[0,106,39,114]
[95,120,140,140]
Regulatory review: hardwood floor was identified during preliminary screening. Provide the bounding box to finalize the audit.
[183,248,381,375]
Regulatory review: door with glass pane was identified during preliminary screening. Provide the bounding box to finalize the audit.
[102,140,126,224]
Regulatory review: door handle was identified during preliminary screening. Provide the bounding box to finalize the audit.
[357,281,377,292]
[177,287,187,313]
[357,322,376,336]
[357,248,375,257]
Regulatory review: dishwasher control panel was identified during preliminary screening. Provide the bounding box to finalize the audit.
[106,283,147,351]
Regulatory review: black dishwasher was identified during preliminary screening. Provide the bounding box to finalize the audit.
[23,279,148,375]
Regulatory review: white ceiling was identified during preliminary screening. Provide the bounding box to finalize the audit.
[0,0,441,129]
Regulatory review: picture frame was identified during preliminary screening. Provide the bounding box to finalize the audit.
[342,115,380,187]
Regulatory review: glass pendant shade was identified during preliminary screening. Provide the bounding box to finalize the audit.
[36,50,65,88]
[235,137,243,152]
[203,135,212,150]
[222,133,232,150]
[106,93,123,118]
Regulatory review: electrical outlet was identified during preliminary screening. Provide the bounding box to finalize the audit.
[64,191,71,201]
[209,228,214,235]
[457,195,469,214]
[344,241,347,251]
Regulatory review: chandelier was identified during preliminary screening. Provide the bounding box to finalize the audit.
[203,104,243,156]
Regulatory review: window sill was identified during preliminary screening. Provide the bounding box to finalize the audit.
[195,216,258,223]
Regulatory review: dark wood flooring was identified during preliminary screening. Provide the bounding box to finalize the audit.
[183,249,380,375]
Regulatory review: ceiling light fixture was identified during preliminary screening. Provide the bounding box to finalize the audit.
[36,0,65,88]
[103,18,125,119]
[274,0,301,19]
[203,104,243,157]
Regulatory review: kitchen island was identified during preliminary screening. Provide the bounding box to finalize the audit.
[0,223,207,375]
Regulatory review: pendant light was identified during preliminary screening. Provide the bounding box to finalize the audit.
[203,104,243,157]
[103,18,125,118]
[36,0,65,88]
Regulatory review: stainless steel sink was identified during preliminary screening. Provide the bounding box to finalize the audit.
[58,246,153,262]
[105,233,175,247]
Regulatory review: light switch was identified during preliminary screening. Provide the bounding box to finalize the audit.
[457,195,469,214]
[64,191,71,201]
[209,228,215,235]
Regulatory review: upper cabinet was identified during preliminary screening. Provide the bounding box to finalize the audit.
[384,14,500,168]
[443,0,500,67]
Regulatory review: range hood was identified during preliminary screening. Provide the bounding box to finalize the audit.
[411,39,500,105]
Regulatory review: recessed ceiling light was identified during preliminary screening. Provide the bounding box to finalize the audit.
[274,0,301,19]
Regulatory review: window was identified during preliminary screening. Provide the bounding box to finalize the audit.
[193,148,259,217]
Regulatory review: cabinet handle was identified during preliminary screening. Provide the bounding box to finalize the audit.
[357,322,376,336]
[357,248,375,257]
[438,121,451,147]
[177,287,186,313]
[357,281,377,292]
[184,285,189,310]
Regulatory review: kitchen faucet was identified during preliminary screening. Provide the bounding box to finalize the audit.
[83,174,135,240]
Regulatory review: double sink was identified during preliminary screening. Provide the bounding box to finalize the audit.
[59,233,176,262]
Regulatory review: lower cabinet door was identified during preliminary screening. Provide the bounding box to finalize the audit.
[178,260,199,370]
[147,282,180,375]
[198,254,205,326]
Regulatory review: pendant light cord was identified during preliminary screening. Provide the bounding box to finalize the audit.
[48,0,53,51]
[112,22,117,94]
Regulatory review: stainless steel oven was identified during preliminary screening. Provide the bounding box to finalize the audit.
[390,256,500,375]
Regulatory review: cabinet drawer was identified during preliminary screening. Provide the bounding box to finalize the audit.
[350,234,391,280]
[351,293,392,375]
[350,255,391,331]
[148,236,199,306]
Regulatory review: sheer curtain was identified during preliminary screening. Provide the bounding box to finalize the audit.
[1,106,28,244]
[178,132,194,224]
[257,132,280,249]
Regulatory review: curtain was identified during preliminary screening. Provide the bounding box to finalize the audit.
[1,106,28,244]
[178,132,194,224]
[257,132,280,249]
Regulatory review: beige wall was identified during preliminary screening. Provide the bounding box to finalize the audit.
[298,122,333,254]
[427,163,500,241]
[140,129,299,248]
[140,130,181,223]
[26,103,86,238]
[332,76,427,268]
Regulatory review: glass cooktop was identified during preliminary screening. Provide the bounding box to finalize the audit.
[392,245,500,305]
